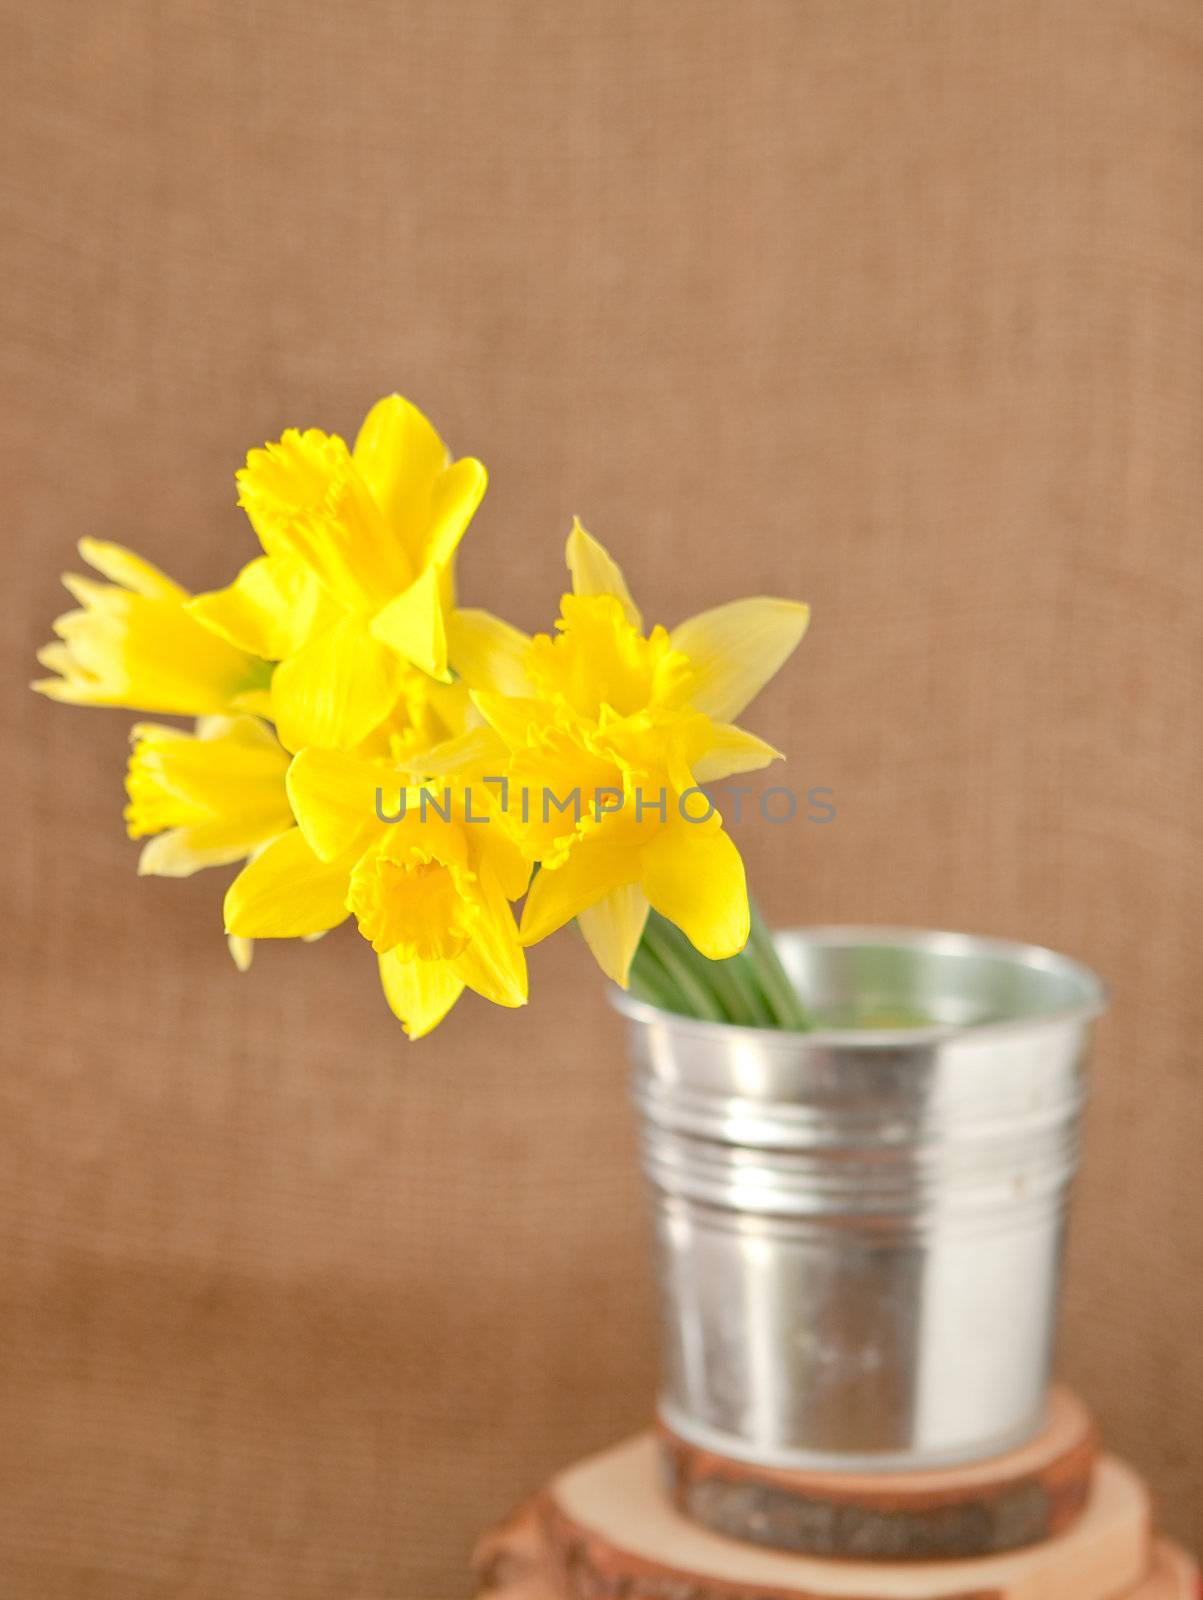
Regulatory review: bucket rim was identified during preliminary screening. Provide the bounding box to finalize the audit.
[608,923,1108,1047]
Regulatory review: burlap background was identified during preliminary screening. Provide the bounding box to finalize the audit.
[2,3,1200,1596]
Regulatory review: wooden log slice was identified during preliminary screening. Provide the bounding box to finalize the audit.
[476,1498,559,1600]
[475,1515,1194,1600]
[474,1466,1190,1600]
[658,1388,1097,1562]
[524,1433,1150,1600]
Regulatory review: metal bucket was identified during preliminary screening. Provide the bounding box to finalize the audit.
[613,927,1106,1472]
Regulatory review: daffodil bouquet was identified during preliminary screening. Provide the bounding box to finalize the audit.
[34,395,811,1039]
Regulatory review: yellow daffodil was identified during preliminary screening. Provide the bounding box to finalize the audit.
[214,690,492,981]
[33,389,813,1040]
[188,394,486,752]
[246,746,531,1038]
[125,715,293,877]
[451,520,809,986]
[353,670,480,768]
[125,713,353,970]
[219,707,499,979]
[33,539,271,716]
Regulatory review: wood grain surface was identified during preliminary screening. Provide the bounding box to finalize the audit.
[658,1388,1097,1560]
[532,1435,1149,1600]
[476,1446,1196,1593]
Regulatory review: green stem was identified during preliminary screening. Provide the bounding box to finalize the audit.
[636,920,728,1023]
[629,898,814,1031]
[746,901,813,1030]
[643,921,729,1017]
[628,940,684,1012]
[721,947,780,1027]
[642,915,736,1020]
[647,914,766,1026]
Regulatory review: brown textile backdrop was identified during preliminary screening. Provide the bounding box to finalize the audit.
[1,2,1200,1596]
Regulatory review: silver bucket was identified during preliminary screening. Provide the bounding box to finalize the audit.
[613,927,1106,1472]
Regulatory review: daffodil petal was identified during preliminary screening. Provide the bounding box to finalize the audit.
[237,428,411,610]
[41,574,267,716]
[34,641,71,671]
[223,827,352,938]
[369,564,450,681]
[474,816,532,901]
[406,725,510,782]
[353,396,485,574]
[188,554,336,660]
[577,884,651,987]
[426,458,487,569]
[640,818,749,960]
[377,950,465,1039]
[671,599,810,722]
[228,934,254,972]
[566,517,642,630]
[469,690,547,751]
[271,614,402,752]
[188,712,279,747]
[137,822,269,878]
[352,394,449,553]
[78,538,185,601]
[228,686,276,719]
[448,608,533,695]
[452,862,527,1008]
[125,717,293,862]
[286,746,390,863]
[691,723,784,782]
[30,673,104,704]
[519,841,635,947]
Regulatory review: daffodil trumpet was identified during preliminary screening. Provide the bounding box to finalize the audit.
[33,392,814,1039]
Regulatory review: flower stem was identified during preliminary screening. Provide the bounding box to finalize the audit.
[627,939,687,1013]
[633,918,729,1023]
[629,899,813,1030]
